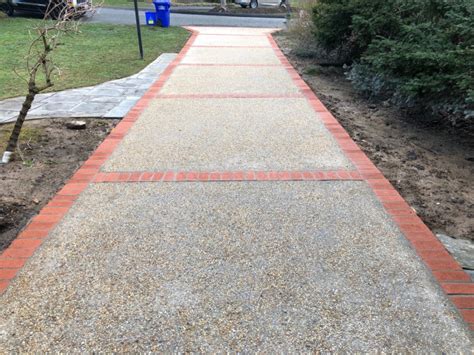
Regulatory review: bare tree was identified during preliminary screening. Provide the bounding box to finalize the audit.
[1,2,89,164]
[219,0,227,11]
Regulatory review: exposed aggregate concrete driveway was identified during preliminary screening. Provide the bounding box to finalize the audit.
[0,27,472,352]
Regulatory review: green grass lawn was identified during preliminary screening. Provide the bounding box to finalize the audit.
[0,17,189,99]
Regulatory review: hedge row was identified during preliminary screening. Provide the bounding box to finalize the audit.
[311,0,474,123]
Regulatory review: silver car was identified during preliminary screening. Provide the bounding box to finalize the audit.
[234,0,287,9]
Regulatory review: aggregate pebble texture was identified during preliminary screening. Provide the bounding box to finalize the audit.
[193,34,272,47]
[0,26,472,352]
[0,182,471,352]
[102,98,353,172]
[181,47,280,65]
[160,65,299,95]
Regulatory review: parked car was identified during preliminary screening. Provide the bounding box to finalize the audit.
[234,0,286,9]
[0,0,90,18]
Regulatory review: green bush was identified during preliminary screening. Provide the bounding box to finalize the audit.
[311,0,474,123]
[312,0,400,62]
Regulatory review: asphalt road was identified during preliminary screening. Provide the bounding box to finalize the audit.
[82,7,286,28]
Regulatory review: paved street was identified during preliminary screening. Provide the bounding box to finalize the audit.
[84,7,286,27]
[0,27,472,352]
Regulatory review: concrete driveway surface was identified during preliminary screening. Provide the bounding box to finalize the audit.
[0,27,472,352]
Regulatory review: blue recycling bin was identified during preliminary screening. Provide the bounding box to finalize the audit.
[145,11,157,26]
[153,0,171,27]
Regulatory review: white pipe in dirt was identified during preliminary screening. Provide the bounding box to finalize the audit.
[1,151,12,164]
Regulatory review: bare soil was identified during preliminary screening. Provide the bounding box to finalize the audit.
[0,118,118,252]
[275,33,474,242]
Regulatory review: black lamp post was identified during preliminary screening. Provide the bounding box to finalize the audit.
[133,0,144,60]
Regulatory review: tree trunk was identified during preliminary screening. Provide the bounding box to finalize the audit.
[220,0,226,10]
[2,91,37,163]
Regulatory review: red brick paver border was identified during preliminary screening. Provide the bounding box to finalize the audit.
[0,27,472,332]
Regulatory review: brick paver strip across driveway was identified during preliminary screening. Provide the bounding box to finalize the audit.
[0,27,472,351]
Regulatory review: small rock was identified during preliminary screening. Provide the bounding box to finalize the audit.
[368,104,377,110]
[66,120,87,130]
[406,150,418,161]
[32,198,40,204]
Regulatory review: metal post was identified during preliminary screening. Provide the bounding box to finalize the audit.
[133,0,144,60]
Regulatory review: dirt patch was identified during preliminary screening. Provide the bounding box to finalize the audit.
[0,118,118,252]
[275,33,474,242]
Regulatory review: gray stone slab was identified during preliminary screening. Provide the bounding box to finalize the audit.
[89,87,127,97]
[103,98,140,118]
[0,181,470,352]
[102,98,353,172]
[0,53,177,123]
[437,233,474,270]
[29,102,81,114]
[160,65,299,95]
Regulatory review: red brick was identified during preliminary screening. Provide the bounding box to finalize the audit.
[433,271,471,282]
[198,173,210,181]
[0,258,26,268]
[33,214,63,223]
[2,248,36,258]
[46,198,74,207]
[337,171,350,179]
[176,172,186,181]
[162,172,175,181]
[27,221,55,230]
[117,173,131,182]
[0,268,18,280]
[152,172,164,181]
[417,249,451,258]
[129,172,143,181]
[450,296,474,309]
[221,172,233,181]
[256,172,268,181]
[349,171,362,179]
[411,240,445,251]
[40,207,69,215]
[232,172,244,181]
[18,229,49,239]
[277,172,291,180]
[422,256,461,270]
[11,239,43,249]
[209,172,221,181]
[140,172,154,181]
[290,172,303,180]
[460,309,474,323]
[0,280,8,294]
[58,183,88,195]
[442,283,474,295]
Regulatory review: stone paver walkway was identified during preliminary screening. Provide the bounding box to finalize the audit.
[0,54,175,124]
[0,27,472,352]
